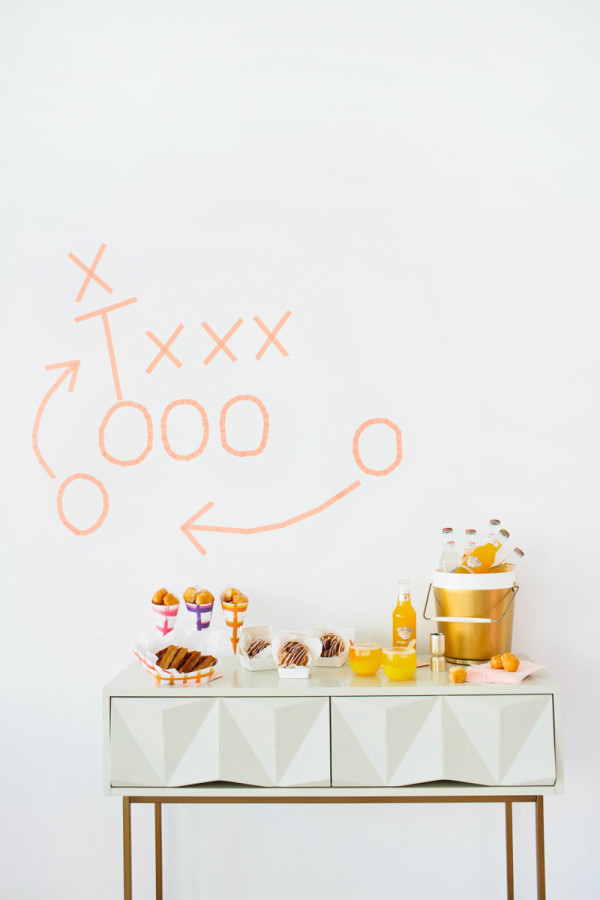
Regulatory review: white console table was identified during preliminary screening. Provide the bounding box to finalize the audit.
[103,659,562,899]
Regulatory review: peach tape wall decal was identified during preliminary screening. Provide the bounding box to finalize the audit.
[34,243,402,551]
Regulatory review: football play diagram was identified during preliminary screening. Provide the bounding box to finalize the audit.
[32,243,403,555]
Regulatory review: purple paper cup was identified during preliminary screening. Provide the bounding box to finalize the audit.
[185,601,203,630]
[198,600,214,630]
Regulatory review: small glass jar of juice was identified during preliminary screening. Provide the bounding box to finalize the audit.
[382,647,417,681]
[348,642,382,676]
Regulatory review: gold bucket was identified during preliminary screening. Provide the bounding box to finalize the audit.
[423,572,519,665]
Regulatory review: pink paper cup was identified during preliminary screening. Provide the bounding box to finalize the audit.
[153,603,179,636]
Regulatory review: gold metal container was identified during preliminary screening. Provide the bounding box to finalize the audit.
[424,572,519,665]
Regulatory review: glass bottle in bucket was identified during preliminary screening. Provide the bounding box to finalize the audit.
[488,519,502,539]
[439,528,461,572]
[463,529,477,556]
[455,528,510,574]
[490,547,524,573]
[393,578,416,648]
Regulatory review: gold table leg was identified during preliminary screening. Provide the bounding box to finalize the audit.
[123,797,132,900]
[155,802,163,900]
[536,796,546,900]
[505,801,514,900]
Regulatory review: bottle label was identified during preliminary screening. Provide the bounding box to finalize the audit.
[397,626,414,641]
[467,556,482,569]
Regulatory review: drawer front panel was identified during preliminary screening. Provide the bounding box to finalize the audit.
[331,695,555,787]
[111,697,330,788]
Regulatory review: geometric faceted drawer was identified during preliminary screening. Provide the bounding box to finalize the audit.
[111,696,329,788]
[331,695,556,787]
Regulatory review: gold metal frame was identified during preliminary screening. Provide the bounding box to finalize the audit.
[122,793,546,900]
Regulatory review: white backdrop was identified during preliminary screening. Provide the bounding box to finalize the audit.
[2,2,599,897]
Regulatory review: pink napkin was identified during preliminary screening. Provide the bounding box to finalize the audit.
[465,660,545,685]
[416,659,428,668]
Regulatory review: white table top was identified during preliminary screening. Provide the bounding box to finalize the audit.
[104,655,558,698]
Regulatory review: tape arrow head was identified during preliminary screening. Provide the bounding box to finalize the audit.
[180,502,215,556]
[44,359,81,393]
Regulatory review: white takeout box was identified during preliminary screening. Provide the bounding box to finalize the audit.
[238,624,276,671]
[310,626,354,667]
[272,632,322,679]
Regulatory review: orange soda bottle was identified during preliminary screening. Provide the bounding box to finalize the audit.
[393,578,416,648]
[455,528,510,574]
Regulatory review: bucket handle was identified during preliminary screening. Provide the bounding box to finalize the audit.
[423,583,519,624]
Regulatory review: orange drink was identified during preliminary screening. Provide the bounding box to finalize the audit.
[348,643,382,676]
[382,647,417,681]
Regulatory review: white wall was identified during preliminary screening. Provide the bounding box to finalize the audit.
[2,1,598,897]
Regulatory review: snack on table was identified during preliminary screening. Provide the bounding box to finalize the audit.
[501,652,520,672]
[247,638,271,659]
[320,632,345,658]
[156,644,217,673]
[278,640,309,668]
[184,588,215,605]
[222,586,247,603]
[490,651,520,672]
[449,666,467,684]
[152,589,179,606]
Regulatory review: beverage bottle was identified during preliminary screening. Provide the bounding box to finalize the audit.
[439,528,461,572]
[455,529,510,574]
[463,529,477,555]
[488,519,501,539]
[393,579,416,648]
[490,547,524,573]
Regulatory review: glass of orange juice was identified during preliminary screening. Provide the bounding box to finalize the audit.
[348,642,382,676]
[382,647,417,681]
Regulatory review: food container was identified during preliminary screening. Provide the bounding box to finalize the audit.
[424,572,518,665]
[238,625,277,671]
[185,594,214,631]
[272,632,322,679]
[310,627,353,667]
[133,623,221,686]
[152,600,180,636]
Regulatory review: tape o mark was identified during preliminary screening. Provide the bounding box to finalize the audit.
[220,395,269,457]
[352,418,402,476]
[57,473,109,536]
[161,399,209,461]
[99,401,153,466]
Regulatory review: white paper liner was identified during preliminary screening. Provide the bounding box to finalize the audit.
[272,632,322,678]
[133,619,222,686]
[310,626,354,667]
[239,624,276,671]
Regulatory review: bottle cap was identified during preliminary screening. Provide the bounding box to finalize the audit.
[514,548,524,557]
[498,529,510,540]
[490,519,501,526]
[442,527,453,534]
[466,529,476,534]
